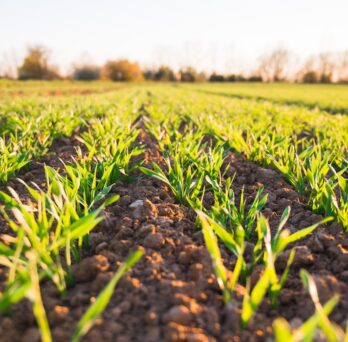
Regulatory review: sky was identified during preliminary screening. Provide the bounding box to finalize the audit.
[1,0,348,75]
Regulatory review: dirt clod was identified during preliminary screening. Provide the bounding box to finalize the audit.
[163,305,192,325]
[144,233,165,249]
[73,255,109,283]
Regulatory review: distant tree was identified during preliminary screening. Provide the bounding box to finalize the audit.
[102,59,143,81]
[209,73,225,82]
[196,72,207,82]
[154,65,176,81]
[143,69,156,80]
[0,50,19,79]
[302,71,318,83]
[248,75,263,82]
[296,57,315,82]
[226,74,246,82]
[73,65,100,81]
[18,46,60,80]
[179,67,197,82]
[317,52,334,83]
[337,51,348,83]
[226,74,236,82]
[258,48,291,82]
[179,67,206,82]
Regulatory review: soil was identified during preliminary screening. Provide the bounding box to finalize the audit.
[0,128,348,342]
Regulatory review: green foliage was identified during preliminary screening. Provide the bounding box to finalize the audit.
[1,81,348,340]
[103,59,143,81]
[141,153,204,206]
[0,88,147,340]
[18,46,60,80]
[196,205,326,327]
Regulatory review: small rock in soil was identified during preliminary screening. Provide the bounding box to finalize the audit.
[49,305,69,324]
[308,235,324,252]
[23,328,41,342]
[257,168,277,180]
[145,327,160,341]
[118,194,132,207]
[89,232,106,249]
[163,305,192,325]
[291,212,304,224]
[129,199,144,208]
[340,271,348,281]
[136,224,156,238]
[132,199,158,221]
[145,310,159,324]
[73,255,109,283]
[187,263,204,281]
[115,226,134,239]
[236,176,247,185]
[277,246,313,269]
[107,322,124,335]
[144,233,165,249]
[157,216,174,227]
[293,246,314,266]
[95,241,108,253]
[178,251,192,265]
[278,198,291,208]
[92,272,113,292]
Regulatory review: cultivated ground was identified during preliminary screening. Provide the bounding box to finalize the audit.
[0,82,348,342]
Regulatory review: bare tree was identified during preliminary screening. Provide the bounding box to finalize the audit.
[337,51,348,82]
[258,48,291,82]
[0,50,19,79]
[317,52,335,83]
[295,56,316,82]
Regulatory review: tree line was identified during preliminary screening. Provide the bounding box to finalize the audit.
[2,46,348,83]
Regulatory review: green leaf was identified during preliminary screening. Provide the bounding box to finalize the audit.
[273,318,294,342]
[102,194,120,207]
[50,211,103,250]
[275,217,332,253]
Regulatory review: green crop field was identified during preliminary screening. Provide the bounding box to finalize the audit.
[184,82,348,114]
[0,81,347,341]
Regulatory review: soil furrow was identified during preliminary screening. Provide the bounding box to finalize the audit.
[0,130,348,342]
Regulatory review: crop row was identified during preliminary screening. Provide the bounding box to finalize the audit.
[140,114,347,340]
[0,85,347,340]
[145,86,348,231]
[184,83,348,115]
[0,88,145,183]
[0,91,146,341]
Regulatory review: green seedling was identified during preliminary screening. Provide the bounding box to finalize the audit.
[197,210,243,303]
[196,205,329,328]
[141,152,204,206]
[206,176,268,239]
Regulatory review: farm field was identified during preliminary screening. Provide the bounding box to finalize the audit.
[185,82,348,114]
[0,81,348,342]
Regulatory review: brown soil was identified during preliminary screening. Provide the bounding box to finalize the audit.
[0,130,348,342]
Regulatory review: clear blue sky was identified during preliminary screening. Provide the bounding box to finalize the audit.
[1,0,348,74]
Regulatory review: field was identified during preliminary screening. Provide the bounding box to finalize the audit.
[0,81,348,342]
[185,82,348,114]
